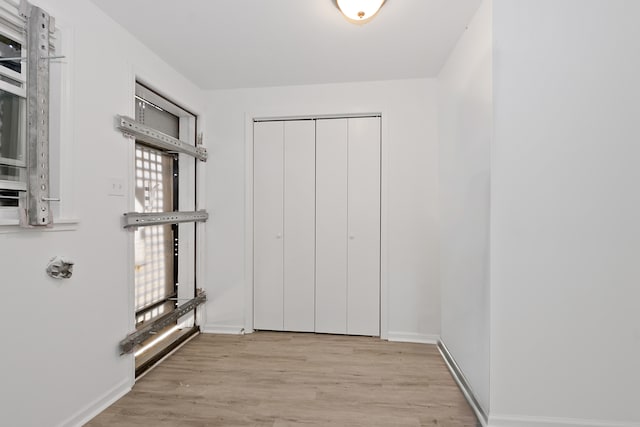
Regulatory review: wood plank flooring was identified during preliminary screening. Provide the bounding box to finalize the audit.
[87,332,479,426]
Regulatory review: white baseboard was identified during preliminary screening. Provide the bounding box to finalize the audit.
[488,415,640,427]
[438,340,488,427]
[200,324,246,335]
[387,331,440,344]
[58,377,131,427]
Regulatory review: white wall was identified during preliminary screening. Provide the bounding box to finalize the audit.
[490,0,640,425]
[0,0,205,426]
[203,79,440,341]
[438,0,492,415]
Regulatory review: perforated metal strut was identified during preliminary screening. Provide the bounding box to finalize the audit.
[26,6,52,226]
[119,290,207,354]
[116,115,208,162]
[122,210,209,229]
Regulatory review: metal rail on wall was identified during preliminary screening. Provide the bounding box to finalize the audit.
[26,5,54,225]
[115,115,208,162]
[122,210,209,229]
[120,290,207,355]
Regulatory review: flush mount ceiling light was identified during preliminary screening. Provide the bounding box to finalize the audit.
[336,0,386,24]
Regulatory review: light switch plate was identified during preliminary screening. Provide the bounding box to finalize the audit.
[108,178,125,197]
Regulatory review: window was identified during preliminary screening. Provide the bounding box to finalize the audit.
[116,80,206,368]
[0,20,27,209]
[0,1,72,227]
[0,30,26,91]
[133,95,179,329]
[130,82,200,376]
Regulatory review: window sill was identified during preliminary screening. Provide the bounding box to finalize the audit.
[0,217,80,234]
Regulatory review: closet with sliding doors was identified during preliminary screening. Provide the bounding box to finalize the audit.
[253,116,381,336]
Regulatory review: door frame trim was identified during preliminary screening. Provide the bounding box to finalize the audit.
[244,111,389,339]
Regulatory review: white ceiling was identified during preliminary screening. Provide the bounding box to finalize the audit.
[89,0,482,90]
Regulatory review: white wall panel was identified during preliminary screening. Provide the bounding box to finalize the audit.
[438,0,492,413]
[347,117,381,336]
[0,0,207,425]
[205,79,440,341]
[315,118,348,334]
[283,120,316,332]
[253,121,284,330]
[491,0,640,424]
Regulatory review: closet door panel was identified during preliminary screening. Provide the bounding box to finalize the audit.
[315,119,348,334]
[283,120,316,332]
[347,117,381,336]
[253,121,284,331]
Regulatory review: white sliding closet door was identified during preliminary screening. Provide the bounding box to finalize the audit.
[283,120,316,332]
[253,121,284,331]
[315,119,349,334]
[347,117,381,336]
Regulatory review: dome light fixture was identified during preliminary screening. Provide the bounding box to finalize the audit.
[336,0,386,24]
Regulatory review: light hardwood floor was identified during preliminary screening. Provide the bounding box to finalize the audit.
[87,332,479,426]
